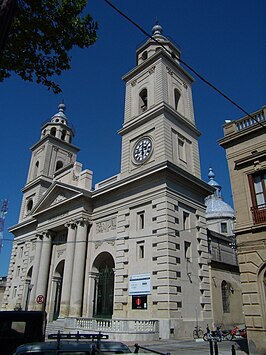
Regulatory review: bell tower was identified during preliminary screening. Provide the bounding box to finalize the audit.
[19,104,79,222]
[119,24,201,179]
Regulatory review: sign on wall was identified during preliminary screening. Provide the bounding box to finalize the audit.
[129,273,151,295]
[132,295,147,309]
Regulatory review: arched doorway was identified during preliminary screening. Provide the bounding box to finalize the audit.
[52,260,64,320]
[92,252,114,318]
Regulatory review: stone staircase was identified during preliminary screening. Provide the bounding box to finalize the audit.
[46,318,65,338]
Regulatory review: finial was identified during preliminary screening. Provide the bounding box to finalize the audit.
[152,21,163,36]
[58,102,66,114]
[208,167,215,180]
[207,167,222,196]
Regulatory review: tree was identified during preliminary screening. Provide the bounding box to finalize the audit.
[0,0,98,93]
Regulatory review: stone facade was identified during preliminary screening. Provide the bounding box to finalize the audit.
[219,106,266,354]
[3,25,215,340]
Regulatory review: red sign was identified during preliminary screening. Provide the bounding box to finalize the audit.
[132,295,147,309]
[36,295,45,304]
[136,298,142,306]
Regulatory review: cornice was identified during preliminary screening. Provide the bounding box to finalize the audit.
[93,160,213,199]
[118,102,200,137]
[122,48,194,83]
[30,134,80,153]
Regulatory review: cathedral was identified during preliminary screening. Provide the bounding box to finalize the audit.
[3,24,235,340]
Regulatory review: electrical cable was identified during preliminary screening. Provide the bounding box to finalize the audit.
[103,0,265,128]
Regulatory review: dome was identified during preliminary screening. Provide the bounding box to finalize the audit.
[205,167,234,219]
[205,195,234,219]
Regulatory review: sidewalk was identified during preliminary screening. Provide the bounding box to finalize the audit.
[126,338,249,355]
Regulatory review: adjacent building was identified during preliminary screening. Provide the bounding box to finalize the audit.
[219,106,266,354]
[205,168,244,330]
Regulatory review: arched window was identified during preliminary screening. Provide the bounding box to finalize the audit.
[174,88,181,110]
[33,161,39,179]
[61,129,66,141]
[26,199,33,214]
[221,280,230,313]
[141,51,148,60]
[50,127,56,136]
[55,161,63,171]
[139,88,148,113]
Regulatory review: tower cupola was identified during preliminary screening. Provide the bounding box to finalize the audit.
[40,103,74,144]
[136,22,181,65]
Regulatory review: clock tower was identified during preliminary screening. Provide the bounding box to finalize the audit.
[119,24,201,179]
[18,104,79,222]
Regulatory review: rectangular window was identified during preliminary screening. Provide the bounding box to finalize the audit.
[253,173,266,206]
[13,287,17,298]
[184,241,191,261]
[138,244,144,259]
[137,211,145,229]
[16,266,20,277]
[221,222,227,233]
[249,171,266,224]
[178,138,186,162]
[19,246,23,258]
[183,211,190,230]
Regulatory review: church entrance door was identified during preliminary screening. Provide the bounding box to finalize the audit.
[93,253,114,318]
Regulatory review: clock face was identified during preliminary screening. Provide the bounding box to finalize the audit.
[133,137,152,163]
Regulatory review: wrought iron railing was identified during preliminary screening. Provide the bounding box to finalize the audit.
[251,204,266,224]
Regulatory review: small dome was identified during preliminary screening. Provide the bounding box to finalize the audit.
[205,167,234,219]
[205,195,234,219]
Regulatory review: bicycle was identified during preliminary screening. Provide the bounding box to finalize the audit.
[193,325,203,339]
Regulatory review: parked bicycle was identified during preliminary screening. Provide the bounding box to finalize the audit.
[203,325,230,342]
[192,325,203,339]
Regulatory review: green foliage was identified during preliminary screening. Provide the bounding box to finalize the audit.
[0,0,98,93]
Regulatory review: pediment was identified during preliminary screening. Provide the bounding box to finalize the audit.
[32,183,82,215]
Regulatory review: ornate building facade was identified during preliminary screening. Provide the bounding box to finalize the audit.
[3,25,215,340]
[219,106,266,354]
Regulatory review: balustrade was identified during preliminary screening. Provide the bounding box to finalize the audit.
[73,317,158,334]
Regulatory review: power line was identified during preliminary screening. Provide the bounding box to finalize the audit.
[103,0,265,128]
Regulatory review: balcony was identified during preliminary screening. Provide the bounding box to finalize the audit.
[251,204,266,224]
[222,106,266,136]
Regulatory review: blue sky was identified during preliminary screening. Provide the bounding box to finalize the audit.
[0,0,265,275]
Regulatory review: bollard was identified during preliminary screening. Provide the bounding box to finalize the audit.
[209,339,214,355]
[214,341,218,355]
[231,345,236,355]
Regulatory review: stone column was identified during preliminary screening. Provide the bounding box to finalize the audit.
[69,219,89,317]
[59,222,77,317]
[28,234,43,309]
[34,231,52,310]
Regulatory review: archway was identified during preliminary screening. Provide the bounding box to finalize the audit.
[52,260,64,320]
[92,252,115,318]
